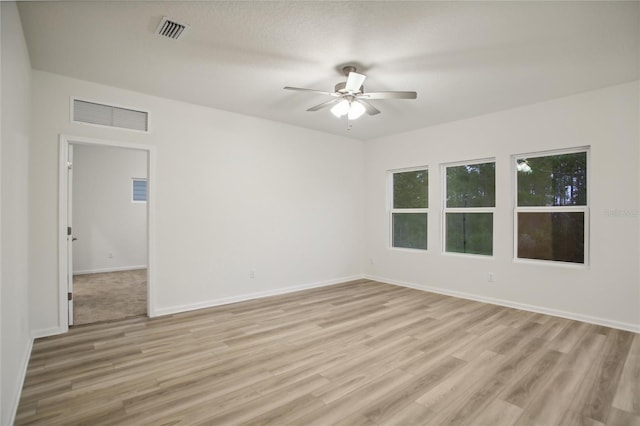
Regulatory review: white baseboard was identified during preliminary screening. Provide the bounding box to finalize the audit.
[365,274,640,334]
[8,336,34,426]
[73,265,147,275]
[152,275,365,317]
[31,326,67,339]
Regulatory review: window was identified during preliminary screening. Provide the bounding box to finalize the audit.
[515,149,588,264]
[132,178,148,203]
[444,160,495,256]
[390,168,428,250]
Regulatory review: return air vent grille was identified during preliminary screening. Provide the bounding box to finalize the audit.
[156,17,189,40]
[73,100,149,132]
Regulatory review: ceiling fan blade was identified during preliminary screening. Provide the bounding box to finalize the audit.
[358,91,418,100]
[357,99,381,116]
[306,98,340,112]
[284,86,337,96]
[344,72,366,92]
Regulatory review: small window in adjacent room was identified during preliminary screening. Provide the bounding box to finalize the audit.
[389,168,428,250]
[515,149,588,264]
[132,178,148,203]
[443,160,495,256]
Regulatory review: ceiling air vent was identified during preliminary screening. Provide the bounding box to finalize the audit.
[73,99,149,132]
[156,17,189,40]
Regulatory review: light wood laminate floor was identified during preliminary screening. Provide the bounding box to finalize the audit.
[16,279,640,425]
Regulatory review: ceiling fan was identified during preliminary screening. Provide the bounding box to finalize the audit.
[284,66,417,121]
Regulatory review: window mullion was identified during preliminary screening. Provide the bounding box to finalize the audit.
[392,208,428,214]
[516,206,586,212]
[445,207,495,214]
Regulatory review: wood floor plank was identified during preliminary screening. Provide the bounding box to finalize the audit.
[452,323,512,361]
[15,280,640,426]
[240,393,325,426]
[500,348,563,409]
[414,350,502,411]
[120,371,267,422]
[515,331,607,425]
[606,407,640,426]
[548,319,590,353]
[472,398,524,426]
[612,333,640,416]
[361,355,467,423]
[297,368,415,426]
[378,401,437,426]
[178,374,330,425]
[424,336,549,425]
[571,328,635,423]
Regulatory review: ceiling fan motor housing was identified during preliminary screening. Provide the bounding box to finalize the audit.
[342,65,357,75]
[335,81,363,95]
[337,66,363,94]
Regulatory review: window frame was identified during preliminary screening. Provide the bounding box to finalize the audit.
[132,178,148,203]
[388,166,429,252]
[512,147,590,267]
[442,158,496,258]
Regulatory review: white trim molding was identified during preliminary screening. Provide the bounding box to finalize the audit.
[73,265,148,275]
[365,274,640,334]
[153,275,365,317]
[31,327,67,339]
[58,134,157,331]
[8,337,34,426]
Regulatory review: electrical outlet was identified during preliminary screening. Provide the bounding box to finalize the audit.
[108,252,113,258]
[250,270,255,279]
[488,273,495,283]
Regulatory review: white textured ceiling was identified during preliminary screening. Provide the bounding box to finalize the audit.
[17,1,640,140]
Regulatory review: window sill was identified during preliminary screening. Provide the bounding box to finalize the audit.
[441,251,494,260]
[513,257,589,269]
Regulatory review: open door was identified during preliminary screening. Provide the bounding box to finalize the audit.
[67,144,74,325]
[59,134,155,331]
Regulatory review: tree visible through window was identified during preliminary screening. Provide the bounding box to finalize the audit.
[515,150,587,264]
[444,161,495,256]
[390,169,428,250]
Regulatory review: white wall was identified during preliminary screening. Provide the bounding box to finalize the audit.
[72,144,148,274]
[28,73,640,335]
[1,2,32,424]
[365,81,640,331]
[30,70,365,334]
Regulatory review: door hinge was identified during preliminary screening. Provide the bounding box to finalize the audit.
[68,292,73,301]
[67,226,72,236]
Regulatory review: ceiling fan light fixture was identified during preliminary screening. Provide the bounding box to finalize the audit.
[285,65,418,122]
[348,101,366,120]
[330,99,350,118]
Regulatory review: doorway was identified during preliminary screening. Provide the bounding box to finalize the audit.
[59,135,156,330]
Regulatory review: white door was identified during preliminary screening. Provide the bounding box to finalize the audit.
[67,144,74,325]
